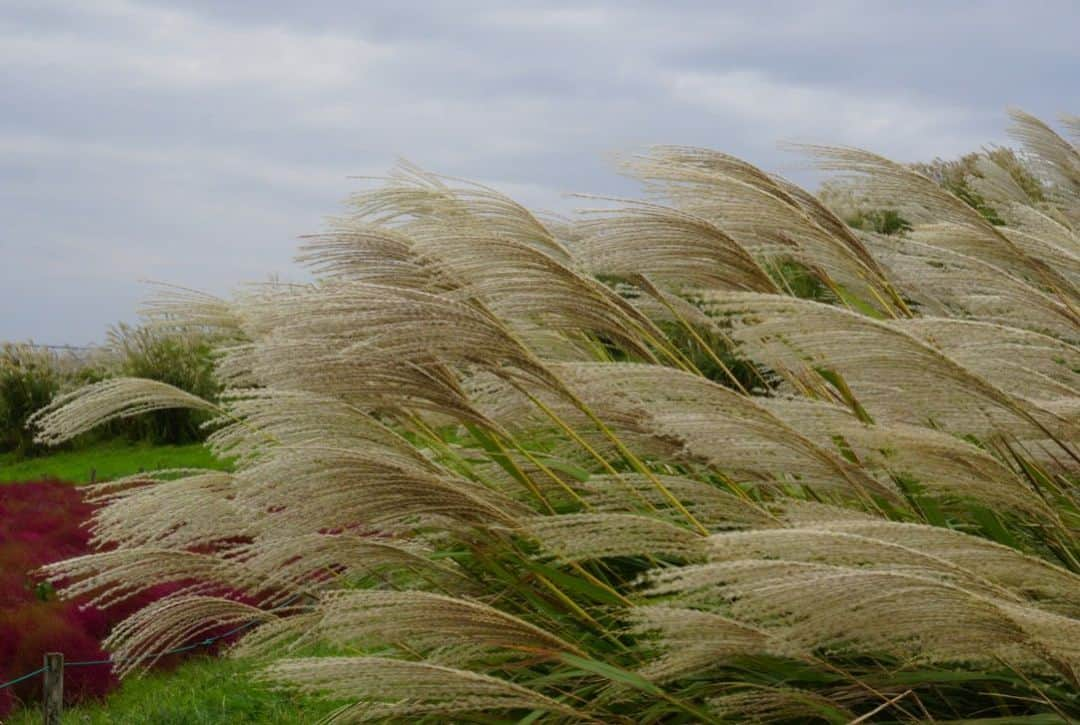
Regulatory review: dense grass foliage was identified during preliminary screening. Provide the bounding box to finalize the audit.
[30,110,1080,723]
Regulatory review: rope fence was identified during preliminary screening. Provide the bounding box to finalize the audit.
[0,667,48,690]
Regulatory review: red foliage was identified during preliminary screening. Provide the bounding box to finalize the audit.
[0,480,247,716]
[0,480,115,713]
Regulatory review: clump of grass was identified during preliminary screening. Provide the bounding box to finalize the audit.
[30,109,1080,723]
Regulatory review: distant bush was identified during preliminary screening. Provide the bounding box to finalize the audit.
[0,345,64,456]
[106,324,220,445]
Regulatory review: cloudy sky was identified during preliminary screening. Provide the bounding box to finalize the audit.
[2,0,1077,344]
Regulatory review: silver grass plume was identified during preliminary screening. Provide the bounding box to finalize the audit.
[795,142,1079,300]
[260,657,585,723]
[30,377,219,445]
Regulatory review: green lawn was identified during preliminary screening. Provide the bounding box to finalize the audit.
[5,656,341,725]
[0,439,231,483]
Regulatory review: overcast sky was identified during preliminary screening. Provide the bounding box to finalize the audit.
[2,0,1077,344]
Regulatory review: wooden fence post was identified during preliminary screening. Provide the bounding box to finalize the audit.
[43,652,62,725]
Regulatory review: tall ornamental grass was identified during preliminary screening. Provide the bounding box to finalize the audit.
[29,109,1080,723]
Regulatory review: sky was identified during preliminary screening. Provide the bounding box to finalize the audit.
[2,0,1077,345]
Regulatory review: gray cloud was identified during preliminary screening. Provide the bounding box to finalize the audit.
[2,0,1077,343]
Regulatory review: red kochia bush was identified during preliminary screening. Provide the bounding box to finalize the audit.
[0,480,115,713]
[0,480,250,716]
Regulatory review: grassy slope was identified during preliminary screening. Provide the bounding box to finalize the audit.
[3,442,333,724]
[0,439,230,483]
[5,657,341,725]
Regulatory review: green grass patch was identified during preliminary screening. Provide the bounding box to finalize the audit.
[0,439,231,484]
[5,656,341,725]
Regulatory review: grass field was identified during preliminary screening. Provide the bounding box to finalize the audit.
[5,656,340,725]
[0,439,231,484]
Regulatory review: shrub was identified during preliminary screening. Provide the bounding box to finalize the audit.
[0,345,64,456]
[106,324,220,445]
[30,110,1080,722]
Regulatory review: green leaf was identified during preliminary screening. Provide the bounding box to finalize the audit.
[466,424,533,489]
[559,653,664,696]
[536,456,592,483]
[971,506,1020,549]
[522,560,626,607]
[814,366,874,424]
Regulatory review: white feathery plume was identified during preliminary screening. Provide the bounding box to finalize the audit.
[86,471,249,550]
[260,656,582,722]
[552,361,895,501]
[29,377,219,445]
[999,226,1080,291]
[867,233,1079,340]
[630,606,772,681]
[797,142,1076,296]
[1008,109,1080,201]
[576,473,776,530]
[760,396,1059,519]
[347,161,572,262]
[699,292,1075,444]
[897,318,1080,404]
[706,524,1080,614]
[234,445,528,534]
[138,283,245,338]
[625,147,897,311]
[644,560,1080,673]
[575,201,779,293]
[307,589,583,658]
[38,548,245,608]
[909,223,1080,302]
[105,594,276,676]
[520,513,708,562]
[224,534,468,605]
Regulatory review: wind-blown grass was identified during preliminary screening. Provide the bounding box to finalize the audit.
[27,109,1080,723]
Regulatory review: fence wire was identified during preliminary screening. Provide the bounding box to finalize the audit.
[0,594,303,691]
